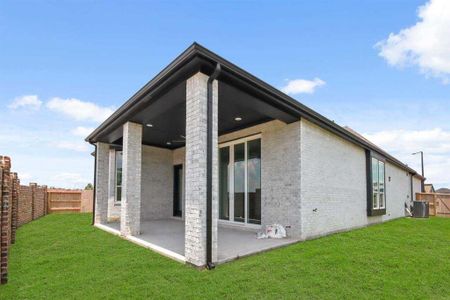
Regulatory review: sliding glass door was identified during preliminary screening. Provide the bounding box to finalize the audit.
[219,136,261,225]
[247,139,261,224]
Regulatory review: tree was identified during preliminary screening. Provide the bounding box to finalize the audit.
[84,183,94,190]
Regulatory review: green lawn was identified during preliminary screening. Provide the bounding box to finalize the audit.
[1,214,449,299]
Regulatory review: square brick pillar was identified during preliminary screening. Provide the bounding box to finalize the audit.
[120,122,142,236]
[185,72,219,267]
[0,156,11,284]
[94,142,109,225]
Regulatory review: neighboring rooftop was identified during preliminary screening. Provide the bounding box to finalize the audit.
[436,188,450,194]
[424,184,436,193]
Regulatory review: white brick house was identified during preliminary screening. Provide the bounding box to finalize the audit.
[86,43,424,268]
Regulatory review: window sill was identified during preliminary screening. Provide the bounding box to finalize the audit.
[368,208,386,216]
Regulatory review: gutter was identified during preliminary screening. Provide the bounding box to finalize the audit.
[206,63,221,270]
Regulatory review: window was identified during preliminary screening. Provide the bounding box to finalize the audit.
[368,154,386,215]
[219,135,261,225]
[115,151,123,203]
[219,146,230,220]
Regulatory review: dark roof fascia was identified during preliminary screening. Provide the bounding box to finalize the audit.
[86,42,418,175]
[86,44,205,143]
[190,44,418,174]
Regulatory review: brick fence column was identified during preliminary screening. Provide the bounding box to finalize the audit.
[120,122,142,236]
[95,142,109,225]
[184,72,219,267]
[0,156,11,284]
[42,185,48,215]
[10,173,19,244]
[30,183,37,220]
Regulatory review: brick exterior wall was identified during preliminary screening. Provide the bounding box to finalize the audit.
[261,121,302,237]
[141,145,173,221]
[299,119,422,240]
[218,120,302,237]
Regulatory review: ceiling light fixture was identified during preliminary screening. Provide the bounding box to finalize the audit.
[166,142,172,145]
[146,123,153,127]
[234,117,242,121]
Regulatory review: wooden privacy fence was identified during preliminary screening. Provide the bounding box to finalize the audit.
[416,193,450,217]
[47,189,93,214]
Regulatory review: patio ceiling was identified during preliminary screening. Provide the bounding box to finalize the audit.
[96,79,298,149]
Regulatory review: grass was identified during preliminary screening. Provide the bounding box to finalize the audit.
[1,214,449,299]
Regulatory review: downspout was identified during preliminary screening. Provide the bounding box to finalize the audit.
[206,63,221,270]
[408,173,414,216]
[91,143,97,225]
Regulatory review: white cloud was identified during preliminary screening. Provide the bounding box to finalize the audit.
[46,97,114,123]
[281,78,326,95]
[364,128,450,187]
[71,126,94,137]
[19,172,32,180]
[55,141,91,152]
[8,95,42,110]
[50,172,90,188]
[376,0,450,83]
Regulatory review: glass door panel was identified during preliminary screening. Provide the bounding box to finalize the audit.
[219,146,230,220]
[173,165,183,217]
[247,139,261,224]
[234,143,245,222]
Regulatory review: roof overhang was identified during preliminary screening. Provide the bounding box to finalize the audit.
[86,42,420,175]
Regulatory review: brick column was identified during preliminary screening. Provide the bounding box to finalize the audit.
[0,156,11,284]
[185,72,219,266]
[120,122,142,236]
[94,142,109,225]
[30,183,36,220]
[10,173,19,244]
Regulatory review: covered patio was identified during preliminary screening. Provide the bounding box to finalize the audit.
[88,43,301,267]
[102,220,297,264]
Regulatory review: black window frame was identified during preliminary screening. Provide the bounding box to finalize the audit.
[366,150,387,216]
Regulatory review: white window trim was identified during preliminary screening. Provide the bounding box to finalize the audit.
[219,134,261,227]
[372,157,386,210]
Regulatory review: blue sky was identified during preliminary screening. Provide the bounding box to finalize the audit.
[1,0,449,188]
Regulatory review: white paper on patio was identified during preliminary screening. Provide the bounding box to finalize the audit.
[256,224,287,239]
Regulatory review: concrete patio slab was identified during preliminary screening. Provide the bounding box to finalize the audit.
[102,219,298,264]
